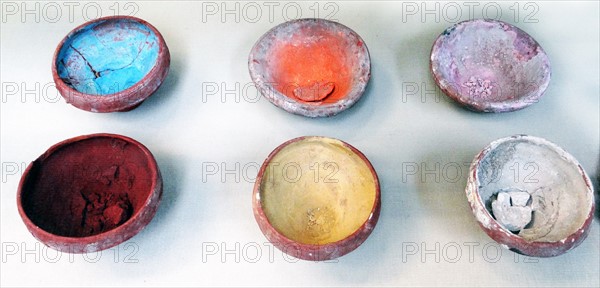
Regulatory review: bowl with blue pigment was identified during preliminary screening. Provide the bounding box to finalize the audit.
[52,16,170,112]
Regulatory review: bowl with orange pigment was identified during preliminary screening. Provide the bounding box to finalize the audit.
[253,136,380,261]
[249,19,371,117]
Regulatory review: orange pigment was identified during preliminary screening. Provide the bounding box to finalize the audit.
[272,32,354,104]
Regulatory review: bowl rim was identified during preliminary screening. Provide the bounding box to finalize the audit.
[248,18,371,117]
[252,136,381,260]
[466,134,595,256]
[17,133,162,251]
[51,15,169,111]
[430,18,552,113]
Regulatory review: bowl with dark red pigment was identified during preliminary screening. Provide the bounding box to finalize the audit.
[52,16,170,112]
[249,19,371,117]
[466,135,594,257]
[17,134,162,253]
[253,136,380,261]
[430,19,551,112]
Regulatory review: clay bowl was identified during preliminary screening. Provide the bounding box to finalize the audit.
[17,134,162,253]
[253,136,380,261]
[52,16,170,112]
[466,135,594,257]
[249,19,371,117]
[430,19,551,112]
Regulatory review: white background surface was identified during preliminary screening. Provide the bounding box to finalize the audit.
[1,1,599,287]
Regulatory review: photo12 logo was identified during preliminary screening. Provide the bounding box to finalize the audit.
[400,1,539,23]
[1,1,139,23]
[201,82,264,104]
[401,161,540,184]
[1,241,140,264]
[401,241,539,264]
[2,82,63,104]
[201,1,339,23]
[201,241,340,264]
[201,161,340,184]
[400,79,543,106]
[2,161,29,183]
[1,81,152,105]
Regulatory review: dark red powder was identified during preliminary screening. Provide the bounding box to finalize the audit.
[21,137,153,237]
[75,165,133,235]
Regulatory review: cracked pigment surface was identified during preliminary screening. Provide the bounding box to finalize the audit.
[21,136,154,237]
[259,137,377,245]
[56,18,159,95]
[477,138,592,242]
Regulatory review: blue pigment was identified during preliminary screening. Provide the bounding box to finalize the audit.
[57,19,160,95]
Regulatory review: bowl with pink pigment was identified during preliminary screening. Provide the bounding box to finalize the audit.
[17,134,162,253]
[466,135,594,257]
[430,19,551,112]
[249,19,371,117]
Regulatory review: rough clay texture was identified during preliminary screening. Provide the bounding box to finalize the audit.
[259,137,377,245]
[21,137,154,237]
[56,18,159,95]
[466,135,595,257]
[491,190,532,231]
[52,16,170,113]
[431,19,551,112]
[253,137,381,261]
[249,19,371,117]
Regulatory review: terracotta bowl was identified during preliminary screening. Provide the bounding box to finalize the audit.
[430,19,551,112]
[52,16,170,112]
[466,135,594,257]
[17,134,162,253]
[253,136,380,261]
[249,19,371,117]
